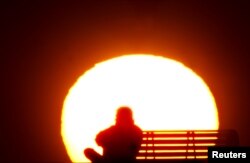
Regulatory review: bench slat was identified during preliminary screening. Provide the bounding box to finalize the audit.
[136,130,238,160]
[140,146,210,150]
[143,133,218,137]
[137,152,208,157]
[143,130,218,132]
[141,139,216,144]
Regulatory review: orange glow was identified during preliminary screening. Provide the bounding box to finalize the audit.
[61,54,219,162]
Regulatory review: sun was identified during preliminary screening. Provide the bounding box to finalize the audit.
[61,54,219,162]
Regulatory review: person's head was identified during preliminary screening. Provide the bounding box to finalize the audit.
[115,106,134,126]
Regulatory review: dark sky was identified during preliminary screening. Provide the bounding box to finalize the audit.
[1,1,250,162]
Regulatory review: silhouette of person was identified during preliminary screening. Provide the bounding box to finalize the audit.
[84,106,143,163]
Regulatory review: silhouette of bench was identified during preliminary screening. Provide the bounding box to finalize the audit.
[136,130,239,162]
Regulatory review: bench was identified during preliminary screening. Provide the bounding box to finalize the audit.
[136,130,239,162]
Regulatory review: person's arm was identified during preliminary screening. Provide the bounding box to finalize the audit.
[135,128,143,151]
[130,127,143,157]
[96,127,112,147]
[96,130,105,146]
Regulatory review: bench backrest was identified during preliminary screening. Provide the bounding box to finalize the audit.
[137,130,239,160]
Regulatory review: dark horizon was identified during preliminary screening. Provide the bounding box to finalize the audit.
[1,1,250,162]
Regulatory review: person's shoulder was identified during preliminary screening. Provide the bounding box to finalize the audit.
[134,124,142,130]
[107,125,116,130]
[133,125,143,133]
[98,125,115,134]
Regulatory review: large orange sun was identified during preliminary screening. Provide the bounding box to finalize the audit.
[61,54,219,162]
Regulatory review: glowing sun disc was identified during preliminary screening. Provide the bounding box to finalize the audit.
[61,54,219,162]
